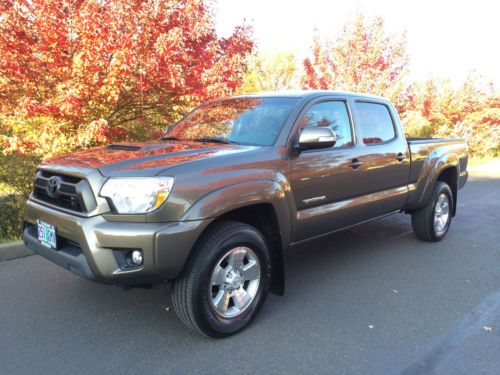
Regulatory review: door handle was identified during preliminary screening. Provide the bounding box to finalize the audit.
[349,158,362,169]
[396,152,405,162]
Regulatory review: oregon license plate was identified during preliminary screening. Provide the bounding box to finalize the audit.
[37,220,57,249]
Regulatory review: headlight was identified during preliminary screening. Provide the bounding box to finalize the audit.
[100,177,174,214]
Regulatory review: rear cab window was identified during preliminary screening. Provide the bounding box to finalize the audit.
[355,102,396,145]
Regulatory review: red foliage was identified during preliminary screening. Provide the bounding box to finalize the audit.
[422,99,432,117]
[302,14,408,100]
[0,0,253,125]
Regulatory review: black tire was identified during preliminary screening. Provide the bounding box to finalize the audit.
[171,220,270,337]
[411,181,453,242]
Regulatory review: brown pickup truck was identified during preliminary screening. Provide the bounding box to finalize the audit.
[23,91,468,337]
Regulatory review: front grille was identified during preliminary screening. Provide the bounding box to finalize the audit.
[32,171,97,213]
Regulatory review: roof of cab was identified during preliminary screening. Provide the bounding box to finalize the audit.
[231,90,388,102]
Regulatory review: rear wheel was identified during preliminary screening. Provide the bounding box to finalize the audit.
[411,181,453,242]
[171,221,270,337]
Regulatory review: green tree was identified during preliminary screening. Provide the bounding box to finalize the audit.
[238,51,299,94]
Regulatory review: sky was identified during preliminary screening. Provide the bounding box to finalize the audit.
[215,0,500,85]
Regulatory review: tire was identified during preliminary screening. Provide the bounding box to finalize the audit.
[411,181,453,242]
[171,220,270,337]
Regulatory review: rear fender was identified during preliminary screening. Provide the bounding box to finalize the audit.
[409,150,459,211]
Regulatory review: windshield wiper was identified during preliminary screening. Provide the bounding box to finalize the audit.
[161,136,182,141]
[193,137,238,145]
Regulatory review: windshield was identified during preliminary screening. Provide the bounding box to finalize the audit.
[163,97,298,146]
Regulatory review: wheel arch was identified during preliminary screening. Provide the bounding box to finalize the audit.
[181,181,293,295]
[410,152,459,214]
[217,204,285,295]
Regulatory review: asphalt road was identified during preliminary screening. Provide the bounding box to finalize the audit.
[1,170,499,375]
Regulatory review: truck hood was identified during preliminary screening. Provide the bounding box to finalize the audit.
[40,141,258,177]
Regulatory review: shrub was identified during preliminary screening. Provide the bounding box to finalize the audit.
[0,153,39,241]
[401,110,433,138]
[436,107,500,157]
[0,115,126,241]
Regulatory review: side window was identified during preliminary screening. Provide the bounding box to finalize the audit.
[299,101,353,147]
[355,102,396,144]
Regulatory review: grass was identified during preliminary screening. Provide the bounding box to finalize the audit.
[468,156,499,166]
[468,156,500,179]
[0,236,20,244]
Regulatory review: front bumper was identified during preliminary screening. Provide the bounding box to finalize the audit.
[23,199,211,286]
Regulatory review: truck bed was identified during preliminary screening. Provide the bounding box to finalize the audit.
[407,137,469,197]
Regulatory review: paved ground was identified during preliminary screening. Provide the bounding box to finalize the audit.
[1,166,499,374]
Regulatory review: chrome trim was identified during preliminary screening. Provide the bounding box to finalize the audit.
[31,168,111,216]
[302,196,326,204]
[29,195,110,218]
[209,246,261,318]
[434,193,450,234]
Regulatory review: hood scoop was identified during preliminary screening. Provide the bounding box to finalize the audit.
[106,144,141,151]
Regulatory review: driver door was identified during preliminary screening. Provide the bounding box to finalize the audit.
[286,98,371,241]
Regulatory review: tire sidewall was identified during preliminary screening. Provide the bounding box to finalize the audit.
[431,183,453,240]
[193,225,270,337]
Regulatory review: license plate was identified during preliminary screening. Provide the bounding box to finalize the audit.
[37,220,57,249]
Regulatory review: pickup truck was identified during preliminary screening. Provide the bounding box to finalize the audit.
[23,91,468,337]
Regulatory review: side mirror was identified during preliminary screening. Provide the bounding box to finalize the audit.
[295,126,337,152]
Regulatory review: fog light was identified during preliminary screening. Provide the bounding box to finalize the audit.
[131,250,143,266]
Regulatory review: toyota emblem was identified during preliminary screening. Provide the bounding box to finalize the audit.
[46,176,62,197]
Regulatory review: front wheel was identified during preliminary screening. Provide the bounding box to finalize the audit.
[171,221,270,337]
[411,181,453,242]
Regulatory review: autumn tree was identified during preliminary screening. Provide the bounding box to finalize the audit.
[237,50,299,93]
[302,14,409,102]
[0,0,253,129]
[0,0,253,240]
[402,73,499,156]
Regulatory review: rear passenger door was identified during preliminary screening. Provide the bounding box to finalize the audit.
[350,100,410,216]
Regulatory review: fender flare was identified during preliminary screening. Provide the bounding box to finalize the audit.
[412,150,459,210]
[181,179,293,249]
